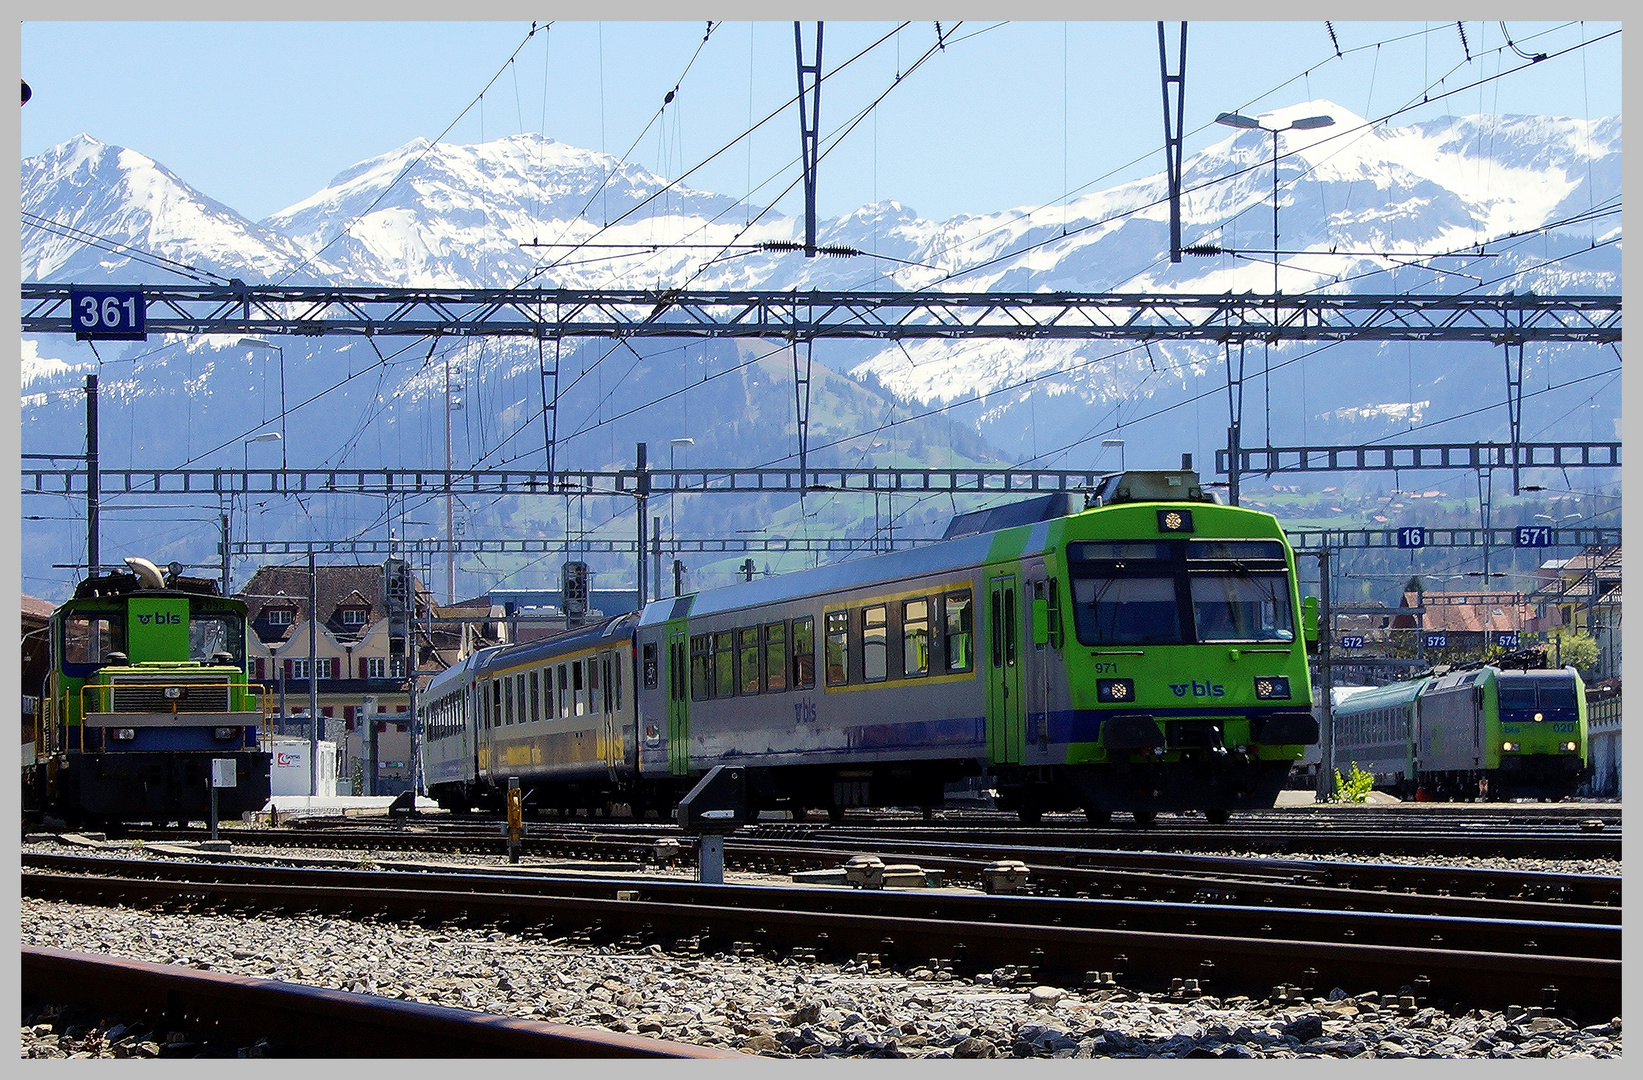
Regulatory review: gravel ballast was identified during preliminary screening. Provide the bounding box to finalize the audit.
[20,895,1621,1059]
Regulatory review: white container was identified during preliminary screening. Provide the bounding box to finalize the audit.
[270,737,338,797]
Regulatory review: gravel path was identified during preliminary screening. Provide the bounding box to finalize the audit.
[21,892,1621,1059]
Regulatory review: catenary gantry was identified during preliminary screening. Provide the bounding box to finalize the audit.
[19,284,1622,342]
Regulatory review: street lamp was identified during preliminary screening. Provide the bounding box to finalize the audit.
[237,432,282,588]
[1214,111,1335,293]
[239,338,288,469]
[1101,438,1126,473]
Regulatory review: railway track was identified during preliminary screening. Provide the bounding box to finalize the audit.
[91,823,1621,911]
[22,852,1620,1022]
[21,946,739,1057]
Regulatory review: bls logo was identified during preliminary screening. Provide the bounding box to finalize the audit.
[1170,681,1225,698]
[137,612,181,626]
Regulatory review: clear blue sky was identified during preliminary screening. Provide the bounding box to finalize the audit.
[21,20,1620,224]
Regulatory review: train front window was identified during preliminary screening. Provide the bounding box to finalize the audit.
[189,613,244,665]
[62,615,124,665]
[1188,573,1294,642]
[1534,679,1578,709]
[1071,576,1182,645]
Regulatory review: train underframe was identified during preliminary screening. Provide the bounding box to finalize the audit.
[437,749,1296,825]
[1400,756,1589,802]
[33,748,273,828]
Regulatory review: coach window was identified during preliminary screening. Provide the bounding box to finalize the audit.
[504,676,515,725]
[643,642,659,689]
[862,605,888,683]
[589,656,602,715]
[903,598,930,677]
[573,661,586,716]
[529,670,540,723]
[516,674,527,722]
[713,631,736,698]
[792,616,816,689]
[690,634,712,701]
[824,611,849,686]
[556,664,569,717]
[765,621,788,692]
[613,652,623,711]
[738,627,761,695]
[943,590,973,672]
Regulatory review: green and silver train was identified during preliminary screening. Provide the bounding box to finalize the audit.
[423,470,1319,825]
[1324,659,1589,800]
[26,557,273,827]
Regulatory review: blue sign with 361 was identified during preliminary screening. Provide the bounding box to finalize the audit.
[70,288,146,341]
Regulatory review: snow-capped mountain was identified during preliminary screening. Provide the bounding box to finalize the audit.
[19,102,1621,599]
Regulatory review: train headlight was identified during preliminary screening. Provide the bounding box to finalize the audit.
[1502,741,1519,752]
[213,726,240,741]
[1563,741,1579,752]
[1533,712,1543,722]
[163,686,184,700]
[1253,676,1291,700]
[111,728,136,741]
[1097,678,1136,704]
[1156,508,1194,534]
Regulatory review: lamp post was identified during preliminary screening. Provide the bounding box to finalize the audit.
[238,339,288,469]
[240,432,281,588]
[1101,438,1126,473]
[669,438,694,597]
[1213,111,1335,294]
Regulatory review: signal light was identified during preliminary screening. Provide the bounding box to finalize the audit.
[1097,678,1135,703]
[1253,676,1291,700]
[1157,508,1194,533]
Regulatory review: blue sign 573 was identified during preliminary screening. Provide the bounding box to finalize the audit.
[70,288,146,340]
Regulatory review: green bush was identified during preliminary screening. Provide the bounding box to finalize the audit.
[1330,762,1376,803]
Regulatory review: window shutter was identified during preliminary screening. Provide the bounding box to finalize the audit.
[360,657,369,679]
[284,659,293,681]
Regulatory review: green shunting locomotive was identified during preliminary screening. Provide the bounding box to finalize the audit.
[27,557,272,827]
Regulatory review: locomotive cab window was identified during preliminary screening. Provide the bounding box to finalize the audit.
[1073,576,1182,645]
[189,613,244,665]
[1188,573,1294,642]
[62,614,124,667]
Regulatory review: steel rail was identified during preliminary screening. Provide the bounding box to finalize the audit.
[20,284,1622,342]
[87,829,1623,921]
[22,869,1619,1020]
[23,852,1620,961]
[20,945,741,1057]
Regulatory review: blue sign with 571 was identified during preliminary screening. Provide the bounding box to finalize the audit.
[70,288,146,340]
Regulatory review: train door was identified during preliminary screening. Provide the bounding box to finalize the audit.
[667,629,689,775]
[986,574,1025,764]
[600,650,619,780]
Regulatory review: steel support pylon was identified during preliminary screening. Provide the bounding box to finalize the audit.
[794,22,824,257]
[1157,22,1187,263]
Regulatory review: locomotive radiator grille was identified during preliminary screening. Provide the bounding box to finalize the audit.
[107,678,231,713]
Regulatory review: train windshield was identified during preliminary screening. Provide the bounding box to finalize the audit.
[61,613,125,665]
[1188,572,1295,642]
[1071,576,1183,645]
[1498,676,1578,711]
[189,613,245,666]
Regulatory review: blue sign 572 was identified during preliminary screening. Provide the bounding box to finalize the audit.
[70,288,146,340]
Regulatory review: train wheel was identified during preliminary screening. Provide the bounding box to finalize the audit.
[1203,808,1231,826]
[1083,807,1112,826]
[1131,809,1156,828]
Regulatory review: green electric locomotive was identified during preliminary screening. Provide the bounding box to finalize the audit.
[27,557,273,827]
